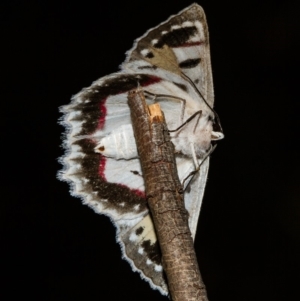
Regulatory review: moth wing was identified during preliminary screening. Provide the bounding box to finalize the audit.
[117,214,168,294]
[122,3,214,107]
[59,72,153,222]
[176,156,210,240]
[59,72,175,295]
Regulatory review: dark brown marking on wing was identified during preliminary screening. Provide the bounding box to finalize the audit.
[179,58,201,69]
[138,65,158,70]
[173,82,188,92]
[141,240,162,265]
[136,226,144,235]
[131,170,140,175]
[145,52,154,58]
[154,26,198,48]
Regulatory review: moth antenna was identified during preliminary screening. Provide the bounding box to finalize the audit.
[193,111,202,134]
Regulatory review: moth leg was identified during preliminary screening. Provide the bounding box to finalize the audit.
[183,144,217,190]
[193,111,202,134]
[169,110,202,133]
[143,90,186,124]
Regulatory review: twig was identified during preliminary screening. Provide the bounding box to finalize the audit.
[128,89,209,301]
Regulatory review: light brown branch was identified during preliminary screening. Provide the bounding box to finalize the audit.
[128,89,209,301]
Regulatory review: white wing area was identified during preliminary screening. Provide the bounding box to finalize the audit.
[182,157,210,239]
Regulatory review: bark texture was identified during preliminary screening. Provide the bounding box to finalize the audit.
[128,90,209,301]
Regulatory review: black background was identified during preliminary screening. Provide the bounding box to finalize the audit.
[3,0,300,300]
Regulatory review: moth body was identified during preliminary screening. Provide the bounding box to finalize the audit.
[95,124,137,160]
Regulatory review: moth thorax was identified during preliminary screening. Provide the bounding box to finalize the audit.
[171,113,215,157]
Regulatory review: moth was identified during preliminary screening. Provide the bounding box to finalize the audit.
[58,3,223,295]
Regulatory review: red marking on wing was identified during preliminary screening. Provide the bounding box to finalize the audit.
[98,155,107,180]
[97,98,107,130]
[131,188,146,199]
[173,41,203,48]
[140,76,161,87]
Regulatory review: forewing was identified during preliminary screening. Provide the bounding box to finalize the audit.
[123,3,214,106]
